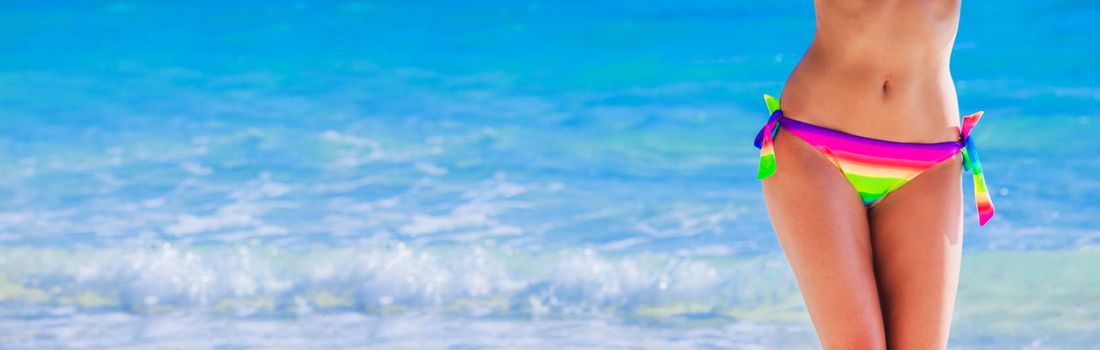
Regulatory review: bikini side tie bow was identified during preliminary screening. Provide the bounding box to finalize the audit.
[960,111,995,226]
[753,94,783,179]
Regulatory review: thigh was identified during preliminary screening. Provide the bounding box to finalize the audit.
[762,128,886,350]
[868,153,965,350]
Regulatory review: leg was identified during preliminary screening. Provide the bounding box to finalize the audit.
[762,128,887,350]
[869,153,965,350]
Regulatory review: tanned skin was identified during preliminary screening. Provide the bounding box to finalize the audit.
[762,1,966,349]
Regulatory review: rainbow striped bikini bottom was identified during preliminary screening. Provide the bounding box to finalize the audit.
[753,94,994,226]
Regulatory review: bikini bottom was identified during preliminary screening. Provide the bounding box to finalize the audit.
[753,94,994,226]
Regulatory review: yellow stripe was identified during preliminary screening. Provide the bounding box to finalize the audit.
[836,159,922,180]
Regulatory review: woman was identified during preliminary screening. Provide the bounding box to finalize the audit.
[752,1,994,349]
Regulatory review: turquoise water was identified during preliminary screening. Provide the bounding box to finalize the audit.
[1,1,1098,349]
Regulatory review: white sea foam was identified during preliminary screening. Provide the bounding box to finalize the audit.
[0,243,794,319]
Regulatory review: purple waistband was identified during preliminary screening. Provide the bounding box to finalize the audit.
[776,115,964,149]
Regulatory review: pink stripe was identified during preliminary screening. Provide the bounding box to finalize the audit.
[830,148,958,169]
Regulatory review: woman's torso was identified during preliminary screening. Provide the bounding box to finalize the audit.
[780,0,963,143]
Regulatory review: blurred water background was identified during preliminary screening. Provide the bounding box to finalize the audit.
[1,1,1098,349]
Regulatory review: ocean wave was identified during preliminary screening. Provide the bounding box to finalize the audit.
[4,243,1097,348]
[0,243,800,319]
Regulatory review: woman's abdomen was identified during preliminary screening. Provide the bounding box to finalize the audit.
[779,29,962,143]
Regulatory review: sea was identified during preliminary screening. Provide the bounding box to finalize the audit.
[1,1,1098,349]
